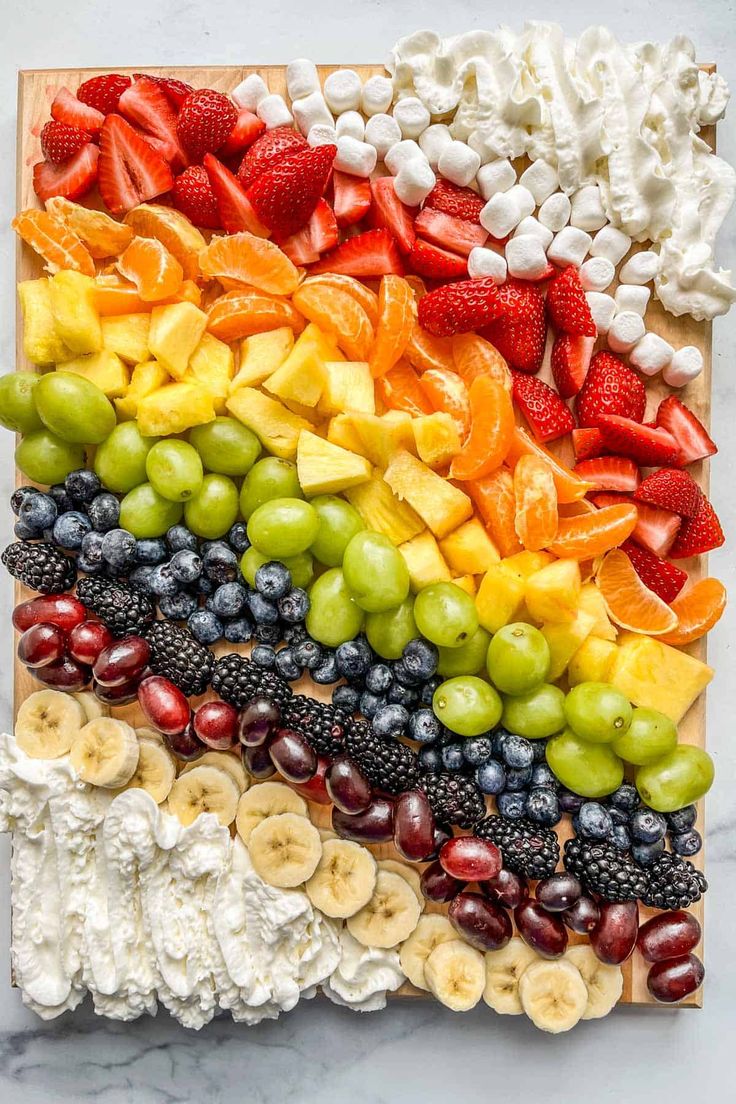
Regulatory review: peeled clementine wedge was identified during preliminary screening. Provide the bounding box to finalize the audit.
[514,454,559,551]
[467,467,523,557]
[420,368,472,438]
[93,275,202,315]
[198,231,300,295]
[546,503,638,559]
[369,275,416,378]
[116,236,184,302]
[124,203,206,280]
[404,275,427,301]
[46,196,134,258]
[452,333,512,391]
[404,322,455,374]
[596,548,679,635]
[376,360,433,416]
[507,427,592,504]
[292,283,373,360]
[207,291,305,341]
[300,274,379,326]
[450,376,515,481]
[658,577,727,645]
[13,208,95,276]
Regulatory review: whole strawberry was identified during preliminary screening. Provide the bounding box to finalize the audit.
[480,280,546,373]
[177,88,238,162]
[418,277,504,337]
[424,179,484,223]
[237,126,308,189]
[77,73,132,114]
[575,351,647,427]
[546,266,596,336]
[246,144,336,238]
[40,120,91,164]
[173,165,220,229]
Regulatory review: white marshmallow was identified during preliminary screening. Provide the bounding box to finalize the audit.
[538,192,572,231]
[384,140,426,176]
[468,247,507,283]
[480,191,524,238]
[361,75,393,117]
[419,124,453,169]
[232,74,269,111]
[506,185,535,221]
[614,284,651,317]
[505,235,550,280]
[570,185,608,232]
[607,311,646,354]
[477,159,516,200]
[586,292,617,335]
[629,332,675,377]
[292,91,334,135]
[335,111,365,141]
[307,124,338,148]
[513,217,553,250]
[334,136,377,178]
[519,159,559,205]
[286,59,320,101]
[437,141,481,188]
[579,257,616,293]
[393,160,436,207]
[662,346,704,388]
[393,96,431,140]
[619,250,659,284]
[547,226,592,268]
[590,225,632,266]
[365,113,402,160]
[323,69,362,114]
[256,94,293,130]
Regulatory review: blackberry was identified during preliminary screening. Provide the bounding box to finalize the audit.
[282,695,348,758]
[345,721,419,795]
[419,771,485,828]
[641,853,707,910]
[144,620,214,696]
[2,540,76,594]
[212,653,292,709]
[76,576,154,635]
[564,837,648,902]
[477,816,559,879]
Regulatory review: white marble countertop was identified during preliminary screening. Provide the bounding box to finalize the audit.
[0,3,734,1101]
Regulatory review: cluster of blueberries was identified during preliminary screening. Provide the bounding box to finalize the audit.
[569,787,702,861]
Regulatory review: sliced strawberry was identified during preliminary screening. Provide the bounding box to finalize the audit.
[414,207,488,257]
[480,280,547,374]
[203,153,268,235]
[655,395,717,466]
[589,493,682,558]
[51,88,104,135]
[512,372,576,443]
[98,114,174,216]
[309,228,404,277]
[172,165,220,229]
[572,427,606,461]
[332,171,372,227]
[597,416,681,467]
[669,494,725,558]
[425,178,484,222]
[134,74,194,110]
[545,266,596,336]
[118,76,187,169]
[575,351,647,428]
[77,73,132,114]
[409,239,467,279]
[237,126,308,189]
[278,224,319,265]
[218,108,266,157]
[177,88,238,163]
[246,144,336,238]
[418,277,504,337]
[279,198,338,262]
[621,540,688,604]
[525,261,557,283]
[33,143,99,202]
[40,120,91,165]
[634,468,701,518]
[368,177,416,254]
[551,334,595,398]
[574,456,640,492]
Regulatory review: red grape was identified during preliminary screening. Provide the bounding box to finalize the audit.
[138,675,191,735]
[35,656,90,692]
[288,755,331,804]
[332,797,394,843]
[13,594,86,633]
[326,757,372,814]
[269,728,317,783]
[562,896,600,935]
[449,891,512,951]
[93,678,140,705]
[394,790,435,862]
[193,701,239,750]
[480,869,528,910]
[536,873,582,913]
[647,954,704,1004]
[423,821,452,862]
[515,900,568,958]
[93,636,151,687]
[243,742,277,779]
[439,835,502,881]
[590,901,638,965]
[420,860,463,903]
[17,623,66,668]
[68,621,114,666]
[238,696,281,746]
[166,725,205,762]
[636,910,701,963]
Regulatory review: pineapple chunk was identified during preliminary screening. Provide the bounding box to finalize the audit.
[453,575,477,596]
[568,637,618,686]
[296,430,371,495]
[502,551,555,580]
[318,360,375,416]
[578,582,617,641]
[345,472,425,545]
[327,414,370,456]
[49,270,102,355]
[541,610,596,681]
[412,412,461,469]
[226,387,311,460]
[399,531,452,590]
[148,302,208,379]
[137,381,216,436]
[17,279,71,366]
[609,633,714,723]
[349,412,416,468]
[440,518,500,576]
[61,349,129,397]
[184,332,235,414]
[384,449,473,539]
[101,313,151,364]
[525,559,581,624]
[232,327,294,391]
[115,359,170,420]
[264,323,338,408]
[476,564,525,634]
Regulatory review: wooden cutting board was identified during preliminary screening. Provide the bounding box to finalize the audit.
[13,64,717,1008]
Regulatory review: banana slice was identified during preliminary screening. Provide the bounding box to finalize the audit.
[566,945,623,1020]
[518,958,588,1033]
[318,827,338,843]
[399,914,456,991]
[305,838,377,918]
[378,859,423,906]
[168,764,241,827]
[235,780,307,843]
[16,690,84,759]
[424,940,486,1011]
[69,718,139,788]
[135,725,164,745]
[248,811,322,888]
[483,937,539,1015]
[181,750,249,793]
[122,740,177,804]
[346,870,421,949]
[73,691,110,723]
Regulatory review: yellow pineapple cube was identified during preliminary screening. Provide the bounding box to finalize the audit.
[264,330,330,409]
[525,559,581,624]
[476,564,526,634]
[440,517,500,576]
[137,381,216,436]
[349,412,415,468]
[327,413,370,456]
[226,387,311,460]
[578,582,617,641]
[412,412,461,469]
[399,531,452,590]
[232,327,294,391]
[49,270,102,355]
[568,637,618,686]
[297,430,371,495]
[453,575,477,596]
[345,472,425,545]
[318,360,375,416]
[101,313,151,364]
[502,551,555,580]
[115,359,170,420]
[148,302,208,379]
[542,610,596,681]
[384,450,473,539]
[17,279,70,365]
[61,349,129,397]
[184,332,235,414]
[609,633,714,723]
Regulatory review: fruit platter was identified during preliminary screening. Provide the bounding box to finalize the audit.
[1,26,732,1032]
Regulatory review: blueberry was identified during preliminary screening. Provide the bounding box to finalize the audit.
[254,623,281,645]
[336,638,373,680]
[255,561,292,601]
[630,808,667,844]
[188,609,223,645]
[166,524,198,553]
[212,582,249,619]
[11,486,40,515]
[19,493,57,534]
[87,493,120,533]
[201,542,238,584]
[392,658,422,687]
[608,825,632,851]
[332,684,361,711]
[504,765,533,791]
[491,728,511,759]
[419,745,443,773]
[197,576,214,597]
[248,592,279,625]
[65,469,101,504]
[402,638,438,681]
[359,691,385,719]
[530,763,557,790]
[408,709,442,745]
[387,682,419,708]
[462,735,493,766]
[252,644,277,669]
[501,734,534,769]
[227,522,250,554]
[277,588,309,623]
[224,618,253,644]
[558,789,585,815]
[365,663,393,695]
[14,519,38,540]
[76,551,104,575]
[608,783,640,815]
[576,801,613,840]
[631,839,666,867]
[608,807,630,827]
[419,676,442,706]
[526,787,561,827]
[497,791,528,820]
[51,510,91,550]
[282,622,308,645]
[476,759,506,795]
[129,564,156,590]
[531,741,547,764]
[275,646,303,682]
[80,530,105,567]
[159,592,197,620]
[311,651,339,685]
[47,484,75,514]
[666,805,697,833]
[146,563,179,598]
[101,528,137,570]
[441,743,465,772]
[671,829,702,856]
[372,703,409,738]
[135,538,167,565]
[292,639,322,670]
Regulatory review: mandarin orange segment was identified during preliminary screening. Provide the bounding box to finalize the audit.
[452,333,512,392]
[595,549,679,635]
[45,196,134,258]
[116,236,184,302]
[513,453,559,551]
[93,275,202,315]
[301,274,379,326]
[292,283,373,361]
[123,203,206,280]
[419,368,472,439]
[405,323,455,374]
[207,292,305,341]
[12,208,95,276]
[198,232,300,295]
[369,275,416,378]
[658,577,727,645]
[546,503,638,560]
[450,376,515,481]
[467,467,523,557]
[507,427,592,504]
[376,359,433,416]
[404,275,427,301]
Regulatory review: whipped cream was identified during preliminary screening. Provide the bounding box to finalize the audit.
[388,23,736,321]
[0,735,406,1027]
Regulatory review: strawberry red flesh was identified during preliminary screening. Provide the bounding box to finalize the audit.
[551,334,595,398]
[134,74,194,110]
[621,540,688,604]
[669,494,725,558]
[414,207,488,256]
[480,280,546,374]
[118,76,187,169]
[246,144,336,238]
[332,171,372,227]
[368,177,416,254]
[655,395,717,466]
[545,266,596,336]
[172,165,221,229]
[512,371,576,443]
[204,153,268,235]
[237,126,308,189]
[98,114,174,216]
[574,456,640,492]
[218,108,266,157]
[33,143,99,203]
[409,239,468,280]
[309,228,404,277]
[279,198,338,262]
[51,88,104,136]
[634,468,701,518]
[424,179,485,223]
[572,427,606,461]
[597,416,681,467]
[590,493,682,559]
[418,277,504,337]
[575,351,647,428]
[77,73,132,114]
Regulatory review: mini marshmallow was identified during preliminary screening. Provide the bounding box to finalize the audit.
[292,91,334,135]
[307,124,338,148]
[232,73,269,111]
[519,159,559,205]
[590,225,632,266]
[323,69,362,114]
[607,311,646,354]
[547,226,592,268]
[505,235,550,281]
[257,94,293,130]
[468,247,507,283]
[334,136,377,177]
[619,250,659,284]
[384,139,426,176]
[336,111,365,141]
[286,59,320,101]
[662,346,704,388]
[394,160,436,206]
[365,113,402,160]
[579,257,616,293]
[393,96,431,139]
[506,185,535,221]
[586,292,617,335]
[437,141,481,188]
[538,192,572,231]
[480,191,525,238]
[361,75,394,117]
[629,332,675,377]
[419,124,453,169]
[614,284,651,317]
[570,185,608,232]
[513,217,553,250]
[477,159,516,200]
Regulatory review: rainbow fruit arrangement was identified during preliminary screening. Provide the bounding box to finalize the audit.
[1,67,728,1029]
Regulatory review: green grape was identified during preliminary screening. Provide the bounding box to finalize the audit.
[189,417,261,476]
[437,626,491,677]
[433,676,503,736]
[306,568,365,647]
[365,598,418,660]
[414,582,479,648]
[502,684,566,739]
[94,421,158,493]
[486,622,550,695]
[240,547,314,589]
[247,497,319,558]
[611,707,678,766]
[309,495,364,566]
[184,474,239,539]
[33,371,115,444]
[545,729,624,798]
[635,746,714,812]
[0,372,43,434]
[145,440,203,502]
[564,682,633,744]
[342,531,410,613]
[240,457,303,519]
[15,430,84,486]
[119,482,183,538]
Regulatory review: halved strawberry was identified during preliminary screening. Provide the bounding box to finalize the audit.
[368,176,416,254]
[575,351,647,428]
[133,74,194,109]
[572,427,606,461]
[424,179,485,223]
[279,198,338,263]
[203,153,268,235]
[172,165,220,229]
[237,126,308,189]
[574,456,640,492]
[545,266,596,336]
[655,395,717,466]
[634,468,701,518]
[414,207,488,256]
[51,87,104,135]
[246,144,336,238]
[77,73,132,114]
[309,228,404,277]
[98,114,174,216]
[669,493,724,558]
[621,540,688,604]
[218,108,265,157]
[277,224,318,265]
[118,76,187,169]
[33,143,99,202]
[332,171,372,227]
[480,280,547,374]
[409,239,467,279]
[589,493,681,558]
[177,88,239,163]
[40,120,91,165]
[597,416,681,467]
[512,371,576,443]
[551,334,595,398]
[418,277,504,337]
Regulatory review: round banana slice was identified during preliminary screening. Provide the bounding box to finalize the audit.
[483,937,539,1015]
[248,811,322,888]
[424,940,485,1011]
[181,750,249,793]
[168,765,241,827]
[399,914,456,991]
[518,958,588,1033]
[305,838,377,918]
[16,689,84,759]
[122,740,177,804]
[346,870,421,949]
[69,718,139,788]
[135,725,164,746]
[378,859,423,906]
[73,691,110,724]
[566,944,623,1020]
[235,780,307,843]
